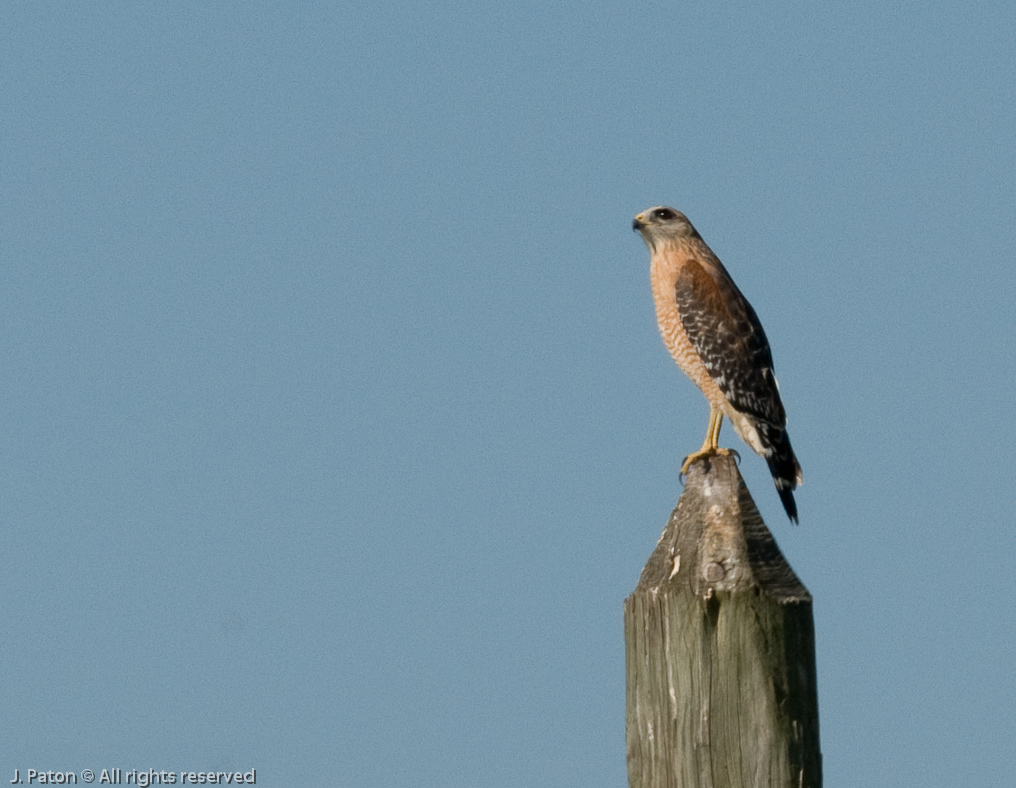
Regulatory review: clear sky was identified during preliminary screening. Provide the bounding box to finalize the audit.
[2,1,1014,786]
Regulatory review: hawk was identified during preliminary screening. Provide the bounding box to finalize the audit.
[633,206,802,521]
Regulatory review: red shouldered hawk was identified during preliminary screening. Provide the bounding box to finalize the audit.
[633,206,802,522]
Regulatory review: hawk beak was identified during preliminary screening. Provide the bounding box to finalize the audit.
[632,215,646,231]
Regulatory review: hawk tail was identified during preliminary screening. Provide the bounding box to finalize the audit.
[764,430,802,523]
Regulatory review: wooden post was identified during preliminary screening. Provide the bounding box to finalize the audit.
[624,454,821,788]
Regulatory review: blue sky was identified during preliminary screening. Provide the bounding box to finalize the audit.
[2,1,1014,785]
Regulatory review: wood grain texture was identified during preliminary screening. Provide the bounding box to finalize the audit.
[624,454,821,788]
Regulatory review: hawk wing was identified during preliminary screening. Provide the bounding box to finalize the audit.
[675,257,802,520]
[674,259,786,429]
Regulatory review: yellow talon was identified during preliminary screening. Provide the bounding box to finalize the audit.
[680,446,736,475]
[680,406,731,475]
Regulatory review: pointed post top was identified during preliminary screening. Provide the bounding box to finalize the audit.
[635,453,810,602]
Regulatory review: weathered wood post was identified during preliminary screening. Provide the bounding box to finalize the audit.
[624,454,821,788]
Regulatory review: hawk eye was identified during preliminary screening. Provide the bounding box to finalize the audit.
[654,208,675,220]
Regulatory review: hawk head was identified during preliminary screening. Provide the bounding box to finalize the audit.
[632,206,701,251]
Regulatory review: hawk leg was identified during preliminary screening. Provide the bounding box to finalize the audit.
[680,406,734,475]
